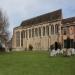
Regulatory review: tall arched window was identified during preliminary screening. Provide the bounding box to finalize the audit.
[43,26,45,36]
[16,31,20,47]
[21,30,25,47]
[35,28,38,37]
[51,25,54,34]
[39,27,41,37]
[32,28,34,37]
[29,29,31,38]
[26,30,27,39]
[46,26,49,36]
[55,24,59,34]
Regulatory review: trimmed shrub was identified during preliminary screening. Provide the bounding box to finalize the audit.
[9,48,12,52]
[29,44,33,51]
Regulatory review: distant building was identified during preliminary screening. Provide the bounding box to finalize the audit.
[12,9,75,51]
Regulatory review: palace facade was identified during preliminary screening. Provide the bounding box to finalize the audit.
[12,9,75,51]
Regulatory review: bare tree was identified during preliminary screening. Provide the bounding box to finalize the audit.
[0,10,9,32]
[0,8,9,47]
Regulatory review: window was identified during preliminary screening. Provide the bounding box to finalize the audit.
[32,28,34,37]
[29,29,31,38]
[55,24,59,34]
[35,28,38,37]
[64,30,66,35]
[43,26,45,36]
[16,31,20,47]
[21,30,25,47]
[21,30,25,38]
[21,31,23,47]
[39,27,41,37]
[51,25,54,34]
[46,26,49,36]
[26,30,27,38]
[63,28,67,35]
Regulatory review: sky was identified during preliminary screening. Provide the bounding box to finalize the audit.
[0,0,75,37]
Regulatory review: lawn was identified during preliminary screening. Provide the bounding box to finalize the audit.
[0,51,75,75]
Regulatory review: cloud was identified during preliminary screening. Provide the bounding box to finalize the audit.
[0,0,75,37]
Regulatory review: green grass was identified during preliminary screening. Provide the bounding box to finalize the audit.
[0,51,75,75]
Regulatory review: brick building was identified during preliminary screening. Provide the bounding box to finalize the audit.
[62,17,75,49]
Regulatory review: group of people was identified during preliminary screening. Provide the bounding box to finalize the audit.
[49,42,75,56]
[50,48,75,56]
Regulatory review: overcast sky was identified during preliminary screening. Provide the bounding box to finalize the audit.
[0,0,75,37]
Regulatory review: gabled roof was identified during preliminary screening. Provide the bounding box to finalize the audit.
[21,9,62,26]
